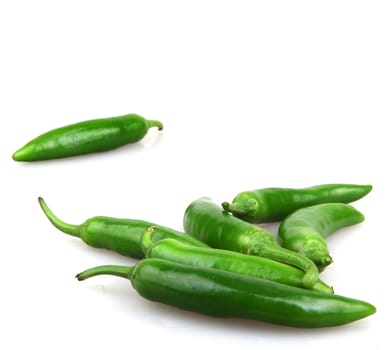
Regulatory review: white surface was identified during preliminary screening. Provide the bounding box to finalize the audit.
[1,1,387,349]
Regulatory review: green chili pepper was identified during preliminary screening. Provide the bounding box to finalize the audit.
[183,197,319,289]
[12,113,163,161]
[38,197,208,259]
[141,227,333,293]
[222,184,372,223]
[278,203,365,269]
[76,258,375,328]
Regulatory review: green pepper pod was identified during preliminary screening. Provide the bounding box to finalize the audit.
[183,197,319,289]
[278,203,365,269]
[38,197,208,259]
[222,184,372,223]
[12,113,163,161]
[76,258,375,328]
[141,227,333,293]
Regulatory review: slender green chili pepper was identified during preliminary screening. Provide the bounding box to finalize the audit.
[12,113,163,161]
[38,197,208,259]
[141,227,333,293]
[278,203,365,269]
[183,197,319,289]
[222,184,372,223]
[76,258,375,328]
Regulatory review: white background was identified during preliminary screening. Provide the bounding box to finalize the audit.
[1,1,387,349]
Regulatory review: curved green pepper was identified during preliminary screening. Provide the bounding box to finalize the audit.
[76,258,376,328]
[222,184,372,223]
[12,113,163,161]
[278,203,365,269]
[38,197,208,259]
[183,197,319,289]
[141,227,333,293]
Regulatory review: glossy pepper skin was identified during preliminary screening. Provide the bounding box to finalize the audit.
[141,227,333,293]
[183,197,319,289]
[278,203,365,269]
[38,197,208,259]
[12,113,163,161]
[76,258,375,328]
[222,184,372,223]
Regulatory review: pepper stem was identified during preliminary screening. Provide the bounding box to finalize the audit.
[258,245,319,289]
[38,197,81,237]
[76,265,135,281]
[222,201,253,218]
[222,201,245,215]
[147,120,164,131]
[221,202,231,211]
[140,226,157,256]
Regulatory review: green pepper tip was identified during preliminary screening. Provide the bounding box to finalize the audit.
[322,255,333,266]
[301,263,319,289]
[12,148,23,161]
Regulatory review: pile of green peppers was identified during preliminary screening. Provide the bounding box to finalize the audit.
[39,183,375,329]
[13,113,376,328]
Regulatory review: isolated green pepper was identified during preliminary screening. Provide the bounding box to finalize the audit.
[12,113,163,161]
[222,184,372,223]
[183,197,319,289]
[38,197,207,259]
[141,227,333,293]
[76,258,375,328]
[278,203,365,269]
